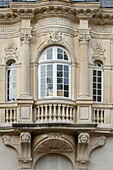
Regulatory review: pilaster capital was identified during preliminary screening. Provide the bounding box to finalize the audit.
[20,33,32,44]
[78,33,91,45]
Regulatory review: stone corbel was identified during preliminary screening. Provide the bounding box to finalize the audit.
[88,136,106,156]
[77,133,90,162]
[20,132,32,169]
[2,135,20,155]
[78,33,91,45]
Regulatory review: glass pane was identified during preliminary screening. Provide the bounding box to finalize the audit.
[58,54,63,59]
[98,96,101,102]
[64,51,68,60]
[98,90,101,95]
[57,78,63,83]
[64,91,69,97]
[98,71,101,76]
[98,77,101,82]
[57,84,63,90]
[93,77,96,82]
[64,72,68,78]
[93,83,96,88]
[57,71,63,77]
[64,78,69,84]
[93,70,96,75]
[93,96,96,101]
[64,85,69,91]
[57,65,62,70]
[64,65,68,71]
[57,91,63,96]
[47,48,52,59]
[93,90,96,95]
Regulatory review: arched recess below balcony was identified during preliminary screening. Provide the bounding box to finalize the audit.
[33,133,75,169]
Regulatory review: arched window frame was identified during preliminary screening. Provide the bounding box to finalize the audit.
[6,60,16,102]
[93,61,103,102]
[38,46,71,99]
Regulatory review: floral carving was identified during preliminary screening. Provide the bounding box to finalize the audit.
[78,34,91,45]
[20,132,31,143]
[49,133,60,139]
[92,44,106,60]
[4,43,18,59]
[48,31,62,43]
[20,34,32,44]
[78,133,90,144]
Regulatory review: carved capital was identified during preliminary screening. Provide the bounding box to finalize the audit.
[20,132,31,143]
[20,34,32,44]
[78,34,91,45]
[78,133,90,144]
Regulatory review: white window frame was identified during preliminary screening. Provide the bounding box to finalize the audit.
[6,60,16,102]
[93,62,103,103]
[38,46,71,99]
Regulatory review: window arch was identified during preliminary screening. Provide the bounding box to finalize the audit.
[93,61,103,102]
[39,46,71,98]
[6,60,16,101]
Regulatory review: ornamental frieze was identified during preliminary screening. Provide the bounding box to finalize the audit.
[0,23,20,33]
[35,18,75,29]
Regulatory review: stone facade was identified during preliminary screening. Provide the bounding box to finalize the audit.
[0,0,113,169]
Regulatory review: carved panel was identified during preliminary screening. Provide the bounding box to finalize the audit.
[48,31,63,43]
[92,44,106,61]
[20,132,31,143]
[78,133,90,144]
[4,43,18,61]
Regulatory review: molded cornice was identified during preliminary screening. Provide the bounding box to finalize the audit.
[0,0,113,24]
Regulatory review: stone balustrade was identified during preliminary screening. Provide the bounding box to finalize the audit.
[35,100,76,123]
[92,105,112,127]
[0,103,18,125]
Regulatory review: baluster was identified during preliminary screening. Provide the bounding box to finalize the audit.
[5,109,9,123]
[10,109,13,123]
[101,109,104,124]
[70,106,73,121]
[66,105,69,121]
[13,108,17,122]
[45,105,48,121]
[53,104,57,121]
[49,104,52,121]
[58,104,61,121]
[41,105,44,121]
[62,105,65,121]
[97,109,100,123]
[37,106,40,122]
[93,109,96,123]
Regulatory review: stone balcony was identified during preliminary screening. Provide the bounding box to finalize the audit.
[0,101,113,131]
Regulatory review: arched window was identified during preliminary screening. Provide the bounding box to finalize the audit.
[93,61,103,102]
[6,60,16,101]
[39,46,71,98]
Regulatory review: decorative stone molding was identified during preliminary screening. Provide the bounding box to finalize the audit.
[92,44,106,61]
[4,43,18,60]
[48,31,62,44]
[20,34,32,44]
[78,34,91,45]
[78,133,90,144]
[20,132,31,143]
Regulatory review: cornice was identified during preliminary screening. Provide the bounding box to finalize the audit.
[0,1,113,25]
